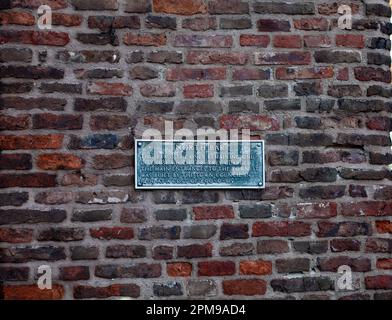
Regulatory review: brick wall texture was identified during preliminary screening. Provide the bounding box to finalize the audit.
[0,0,392,300]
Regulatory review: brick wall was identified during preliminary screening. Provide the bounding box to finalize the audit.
[0,0,392,300]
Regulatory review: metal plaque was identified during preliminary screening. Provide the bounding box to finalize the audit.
[135,140,265,189]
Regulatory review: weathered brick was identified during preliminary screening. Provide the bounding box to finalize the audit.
[153,282,183,296]
[271,277,334,293]
[182,16,216,31]
[95,263,161,279]
[153,246,173,260]
[35,191,73,205]
[167,67,226,81]
[37,228,84,242]
[255,51,311,65]
[0,246,66,263]
[147,50,182,64]
[57,50,120,63]
[1,66,64,79]
[70,246,99,260]
[138,226,180,240]
[88,16,140,31]
[257,240,289,254]
[317,221,371,237]
[106,245,146,258]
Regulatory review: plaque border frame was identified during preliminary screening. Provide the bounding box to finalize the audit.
[134,139,265,190]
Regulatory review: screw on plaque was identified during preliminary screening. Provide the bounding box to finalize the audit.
[258,182,263,186]
[137,142,142,147]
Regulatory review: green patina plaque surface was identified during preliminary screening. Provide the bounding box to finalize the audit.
[135,140,265,189]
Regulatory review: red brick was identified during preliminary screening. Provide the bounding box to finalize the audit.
[167,67,226,81]
[0,115,30,130]
[0,30,70,46]
[336,35,365,49]
[0,11,35,25]
[240,34,269,47]
[366,117,391,131]
[3,284,64,300]
[354,67,391,83]
[365,276,392,290]
[52,13,82,26]
[177,243,212,258]
[294,18,329,31]
[233,68,270,80]
[239,260,272,275]
[198,261,235,276]
[337,67,349,81]
[123,33,166,46]
[0,228,33,243]
[257,19,291,32]
[36,154,83,170]
[376,221,392,234]
[0,135,63,150]
[223,279,266,296]
[0,173,56,188]
[193,205,234,220]
[167,262,192,277]
[183,84,213,98]
[341,201,392,217]
[74,284,140,299]
[59,266,90,281]
[273,35,302,48]
[377,259,392,270]
[153,0,206,15]
[32,114,82,130]
[0,154,32,170]
[252,221,311,237]
[90,227,134,240]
